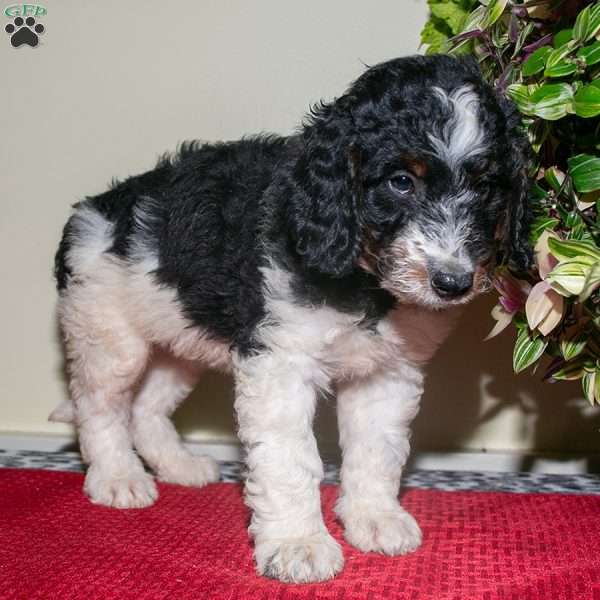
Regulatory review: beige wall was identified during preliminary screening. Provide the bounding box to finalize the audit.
[1,0,597,453]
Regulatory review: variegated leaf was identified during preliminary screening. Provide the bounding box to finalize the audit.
[529,83,574,120]
[582,370,596,405]
[506,83,535,115]
[482,0,508,28]
[569,154,600,194]
[546,260,591,296]
[579,262,600,302]
[547,237,600,262]
[513,327,548,374]
[561,330,588,361]
[551,357,588,381]
[544,166,566,192]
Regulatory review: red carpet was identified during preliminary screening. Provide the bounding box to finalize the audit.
[2,469,600,599]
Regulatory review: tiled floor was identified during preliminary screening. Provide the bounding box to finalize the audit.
[2,448,600,494]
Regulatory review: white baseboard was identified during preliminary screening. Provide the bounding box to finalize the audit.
[409,451,591,475]
[0,432,596,475]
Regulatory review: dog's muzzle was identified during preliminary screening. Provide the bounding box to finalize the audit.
[430,269,473,299]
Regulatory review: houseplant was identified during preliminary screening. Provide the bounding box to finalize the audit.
[421,0,600,402]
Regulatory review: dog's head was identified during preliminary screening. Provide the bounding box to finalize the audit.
[287,55,532,308]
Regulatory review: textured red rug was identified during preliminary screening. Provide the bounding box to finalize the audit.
[2,469,600,599]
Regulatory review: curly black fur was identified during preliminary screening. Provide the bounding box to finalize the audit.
[55,55,531,354]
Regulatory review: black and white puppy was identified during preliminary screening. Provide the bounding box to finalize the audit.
[52,55,530,583]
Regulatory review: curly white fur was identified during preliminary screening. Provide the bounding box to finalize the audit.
[55,213,461,580]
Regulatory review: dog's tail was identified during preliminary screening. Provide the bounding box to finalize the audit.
[48,399,75,424]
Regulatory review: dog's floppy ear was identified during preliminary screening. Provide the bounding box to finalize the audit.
[286,97,361,277]
[498,96,533,273]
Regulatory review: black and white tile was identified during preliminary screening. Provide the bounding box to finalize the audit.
[2,448,600,494]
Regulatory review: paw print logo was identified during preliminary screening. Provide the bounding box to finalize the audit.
[5,16,45,48]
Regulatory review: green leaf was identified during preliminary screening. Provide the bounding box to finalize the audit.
[529,83,574,120]
[513,327,548,374]
[544,166,566,192]
[506,83,535,115]
[573,3,592,43]
[482,0,508,28]
[530,182,549,200]
[421,20,450,54]
[580,262,600,301]
[461,4,487,31]
[545,44,572,68]
[552,357,587,381]
[530,216,559,244]
[568,154,600,193]
[545,60,577,78]
[574,84,600,118]
[565,210,585,230]
[544,45,577,78]
[568,220,590,241]
[491,28,509,49]
[586,2,600,42]
[547,237,600,262]
[581,370,599,405]
[577,41,600,67]
[430,2,470,35]
[546,260,592,296]
[561,331,588,361]
[522,46,553,77]
[554,28,573,48]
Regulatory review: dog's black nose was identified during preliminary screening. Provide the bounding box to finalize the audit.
[431,270,473,298]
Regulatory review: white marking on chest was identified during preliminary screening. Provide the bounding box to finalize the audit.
[258,264,460,381]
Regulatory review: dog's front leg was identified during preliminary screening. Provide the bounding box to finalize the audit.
[335,366,424,555]
[234,351,343,583]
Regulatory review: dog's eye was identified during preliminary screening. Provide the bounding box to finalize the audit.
[388,174,415,196]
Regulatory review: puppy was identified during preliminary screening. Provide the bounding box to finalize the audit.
[52,55,530,583]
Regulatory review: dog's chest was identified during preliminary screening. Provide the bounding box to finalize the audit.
[262,295,461,381]
[325,306,460,378]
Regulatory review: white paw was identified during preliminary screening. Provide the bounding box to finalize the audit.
[84,467,158,508]
[343,506,422,555]
[156,453,220,487]
[256,532,344,583]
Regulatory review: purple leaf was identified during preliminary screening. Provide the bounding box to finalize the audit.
[509,14,520,43]
[496,65,514,93]
[450,29,484,43]
[543,356,565,382]
[523,34,553,55]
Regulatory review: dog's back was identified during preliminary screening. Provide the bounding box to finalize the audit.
[54,135,288,351]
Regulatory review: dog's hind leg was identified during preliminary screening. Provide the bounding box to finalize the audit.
[131,351,219,486]
[59,286,156,509]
